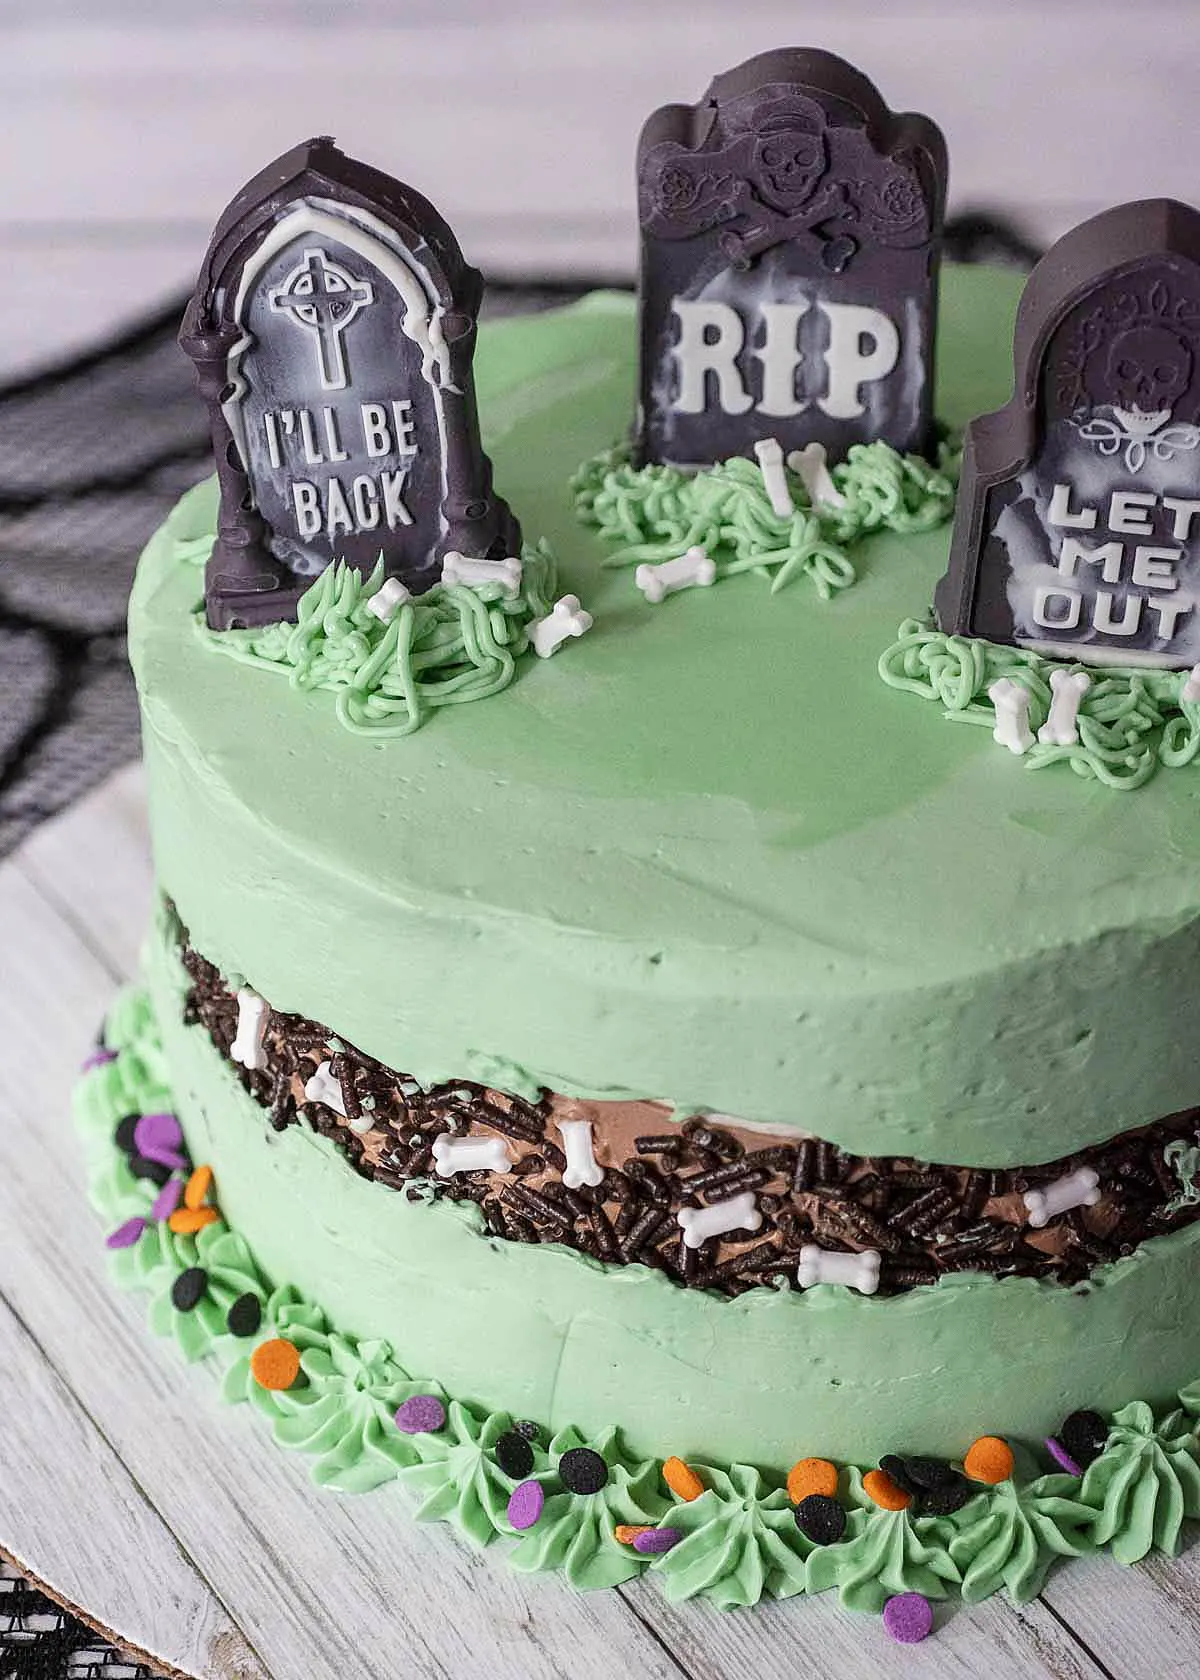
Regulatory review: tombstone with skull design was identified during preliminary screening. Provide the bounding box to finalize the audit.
[935,199,1200,666]
[180,137,520,629]
[634,48,948,470]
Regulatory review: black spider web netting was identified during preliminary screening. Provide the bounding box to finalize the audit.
[0,214,1038,1676]
[1,1563,154,1680]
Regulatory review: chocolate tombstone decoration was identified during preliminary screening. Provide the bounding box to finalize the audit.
[634,48,947,470]
[936,200,1200,667]
[180,137,519,629]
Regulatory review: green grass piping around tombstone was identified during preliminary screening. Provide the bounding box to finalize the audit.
[571,435,960,599]
[195,541,559,738]
[879,616,1200,790]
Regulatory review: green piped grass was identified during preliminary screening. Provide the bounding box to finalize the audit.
[196,541,559,737]
[573,436,959,598]
[879,617,1200,789]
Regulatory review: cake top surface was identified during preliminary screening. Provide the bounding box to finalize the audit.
[132,265,1200,1161]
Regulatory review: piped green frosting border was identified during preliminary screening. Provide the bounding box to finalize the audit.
[880,617,1200,789]
[572,437,959,597]
[193,541,559,738]
[74,988,1200,1615]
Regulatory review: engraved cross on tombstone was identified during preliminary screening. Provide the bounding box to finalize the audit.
[180,137,520,630]
[269,247,375,390]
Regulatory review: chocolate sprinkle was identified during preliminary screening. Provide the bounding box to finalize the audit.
[171,1266,208,1313]
[558,1447,609,1495]
[226,1292,263,1338]
[494,1430,535,1480]
[794,1494,846,1545]
[174,914,1200,1302]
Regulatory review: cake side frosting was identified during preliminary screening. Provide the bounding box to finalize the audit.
[130,269,1200,1164]
[131,904,1200,1469]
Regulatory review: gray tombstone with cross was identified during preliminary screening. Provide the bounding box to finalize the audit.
[181,137,519,630]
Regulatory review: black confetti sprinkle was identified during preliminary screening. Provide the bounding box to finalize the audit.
[129,1153,173,1188]
[113,1112,140,1153]
[1060,1409,1109,1469]
[225,1292,262,1338]
[494,1429,534,1479]
[794,1493,846,1545]
[558,1446,609,1496]
[918,1476,974,1517]
[171,1266,208,1313]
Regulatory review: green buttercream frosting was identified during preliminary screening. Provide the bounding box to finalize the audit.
[947,1477,1095,1603]
[196,542,559,737]
[805,1470,960,1612]
[573,437,958,597]
[1078,1401,1200,1563]
[72,995,1200,1612]
[508,1425,666,1589]
[650,1464,814,1608]
[879,617,1200,788]
[233,1331,433,1493]
[398,1402,546,1544]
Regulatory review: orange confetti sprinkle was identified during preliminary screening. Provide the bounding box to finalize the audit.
[250,1338,301,1392]
[168,1206,219,1235]
[863,1468,912,1511]
[787,1457,839,1505]
[663,1456,704,1502]
[184,1165,214,1210]
[614,1524,653,1546]
[964,1435,1015,1485]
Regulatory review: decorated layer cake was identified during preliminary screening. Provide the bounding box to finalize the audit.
[76,49,1200,1631]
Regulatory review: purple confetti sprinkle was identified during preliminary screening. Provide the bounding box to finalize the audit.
[135,1112,183,1157]
[81,1048,117,1073]
[394,1394,446,1435]
[883,1592,933,1645]
[507,1479,545,1532]
[1045,1436,1083,1477]
[633,1527,682,1556]
[151,1179,184,1221]
[106,1216,146,1250]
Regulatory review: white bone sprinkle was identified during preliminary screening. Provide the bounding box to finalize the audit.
[556,1118,605,1189]
[988,677,1035,755]
[366,576,413,622]
[431,1132,513,1179]
[786,441,847,509]
[796,1244,881,1295]
[230,988,269,1072]
[1023,1166,1101,1229]
[440,551,523,595]
[676,1190,763,1251]
[304,1061,346,1117]
[635,547,716,605]
[530,594,594,658]
[1037,668,1091,746]
[1183,664,1200,703]
[753,436,795,518]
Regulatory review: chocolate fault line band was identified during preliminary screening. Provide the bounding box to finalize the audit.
[174,921,1200,1299]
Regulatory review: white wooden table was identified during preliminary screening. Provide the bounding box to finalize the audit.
[5,3,1200,1672]
[5,767,1200,1677]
